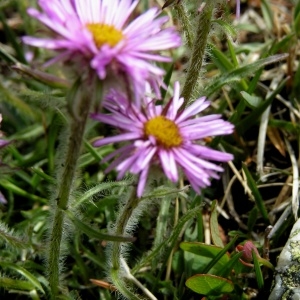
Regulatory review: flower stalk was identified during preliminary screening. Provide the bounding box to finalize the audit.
[111,187,140,270]
[109,186,145,299]
[181,0,215,106]
[47,75,94,298]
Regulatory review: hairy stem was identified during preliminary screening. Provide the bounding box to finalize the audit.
[181,0,214,106]
[174,2,194,50]
[111,187,140,270]
[47,75,94,298]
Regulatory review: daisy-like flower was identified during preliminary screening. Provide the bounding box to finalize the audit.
[23,0,181,100]
[92,82,234,197]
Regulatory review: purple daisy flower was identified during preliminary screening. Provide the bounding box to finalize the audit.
[23,0,181,100]
[92,82,234,197]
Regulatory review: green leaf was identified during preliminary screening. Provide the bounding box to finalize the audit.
[210,200,224,247]
[0,221,29,250]
[0,179,47,204]
[236,76,288,135]
[0,81,37,120]
[242,164,269,223]
[186,274,234,295]
[0,262,44,293]
[12,63,70,89]
[204,54,288,97]
[65,211,135,242]
[0,277,35,291]
[240,91,262,108]
[247,207,258,232]
[0,11,26,63]
[212,19,237,38]
[219,252,244,278]
[261,0,274,30]
[252,251,264,289]
[74,180,132,207]
[180,242,230,275]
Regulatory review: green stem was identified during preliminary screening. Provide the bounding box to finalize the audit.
[181,0,214,106]
[109,187,145,299]
[174,3,194,50]
[111,187,140,270]
[47,76,94,298]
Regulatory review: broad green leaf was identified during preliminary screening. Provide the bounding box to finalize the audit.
[186,274,234,295]
[180,242,230,275]
[210,200,224,247]
[0,262,44,293]
[240,91,262,108]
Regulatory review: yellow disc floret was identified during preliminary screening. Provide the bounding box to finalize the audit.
[86,23,124,48]
[144,116,183,148]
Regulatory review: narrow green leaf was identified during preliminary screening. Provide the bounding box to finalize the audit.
[210,200,224,247]
[201,235,239,274]
[186,274,234,295]
[219,252,244,278]
[0,179,47,204]
[261,0,274,30]
[132,205,203,275]
[0,221,29,249]
[74,180,132,207]
[252,251,264,289]
[204,54,288,97]
[210,45,234,71]
[268,119,300,133]
[240,91,262,108]
[12,63,70,89]
[0,81,36,120]
[65,211,135,242]
[0,262,44,293]
[0,277,35,291]
[212,19,237,38]
[236,76,288,135]
[247,207,258,232]
[242,164,269,223]
[0,11,26,63]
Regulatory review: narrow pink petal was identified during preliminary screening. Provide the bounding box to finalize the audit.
[159,149,178,182]
[93,133,141,147]
[137,165,150,198]
[176,97,209,123]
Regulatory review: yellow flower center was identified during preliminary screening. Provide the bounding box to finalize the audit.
[144,116,183,148]
[86,23,124,48]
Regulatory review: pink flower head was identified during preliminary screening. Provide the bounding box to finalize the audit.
[92,82,234,197]
[22,0,181,101]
